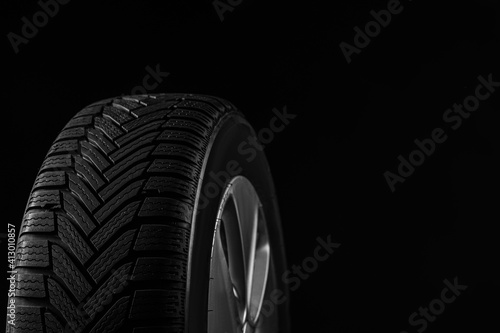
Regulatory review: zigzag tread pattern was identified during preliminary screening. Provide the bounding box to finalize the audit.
[91,201,140,250]
[28,190,60,208]
[16,239,49,267]
[89,296,130,333]
[62,192,96,235]
[88,229,136,282]
[83,263,132,320]
[88,128,117,155]
[94,180,144,223]
[21,211,55,234]
[12,94,234,332]
[68,173,100,212]
[51,245,92,303]
[33,171,66,189]
[8,306,43,332]
[47,278,90,331]
[15,274,46,298]
[44,312,64,333]
[57,214,94,264]
[40,154,72,172]
[74,155,105,191]
[98,162,148,201]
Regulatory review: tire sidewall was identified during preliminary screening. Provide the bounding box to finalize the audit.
[186,113,290,332]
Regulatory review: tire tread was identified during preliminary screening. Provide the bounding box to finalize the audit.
[10,93,235,332]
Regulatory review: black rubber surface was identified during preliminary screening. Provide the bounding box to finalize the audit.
[10,93,239,333]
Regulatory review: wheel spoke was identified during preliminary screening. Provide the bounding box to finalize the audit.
[220,202,247,322]
[208,176,273,332]
[247,216,270,325]
[231,177,270,326]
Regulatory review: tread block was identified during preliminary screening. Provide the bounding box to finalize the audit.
[162,119,208,137]
[89,296,129,333]
[68,173,100,212]
[44,312,65,333]
[122,96,145,102]
[184,94,228,112]
[152,143,201,164]
[81,141,110,172]
[16,240,49,267]
[47,278,90,330]
[131,101,177,117]
[99,162,148,201]
[138,197,192,223]
[110,131,159,162]
[129,289,184,319]
[64,115,93,129]
[168,108,213,127]
[175,98,226,114]
[28,190,60,209]
[112,99,142,112]
[103,105,133,125]
[131,257,186,282]
[74,155,106,191]
[88,229,136,282]
[48,140,79,156]
[62,192,96,236]
[21,211,55,234]
[123,110,169,132]
[83,263,132,320]
[15,274,46,298]
[104,146,154,181]
[137,95,169,106]
[40,154,72,172]
[94,180,144,224]
[147,159,199,179]
[157,129,205,149]
[56,127,85,142]
[94,116,124,140]
[52,245,92,302]
[57,214,93,264]
[116,120,164,147]
[33,171,66,189]
[9,306,43,332]
[144,176,196,202]
[88,128,117,155]
[91,201,140,250]
[133,224,189,254]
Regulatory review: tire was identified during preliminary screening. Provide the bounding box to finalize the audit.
[9,93,290,333]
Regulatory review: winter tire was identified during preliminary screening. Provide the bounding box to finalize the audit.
[9,93,290,333]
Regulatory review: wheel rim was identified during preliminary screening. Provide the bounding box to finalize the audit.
[207,176,275,333]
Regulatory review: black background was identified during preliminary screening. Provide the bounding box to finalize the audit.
[4,0,500,332]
